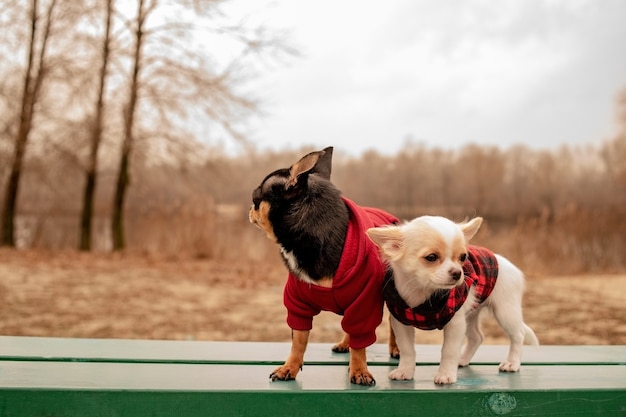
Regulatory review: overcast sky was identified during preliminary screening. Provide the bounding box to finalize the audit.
[221,0,626,156]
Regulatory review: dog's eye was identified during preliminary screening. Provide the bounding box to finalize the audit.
[424,253,439,263]
[459,253,467,262]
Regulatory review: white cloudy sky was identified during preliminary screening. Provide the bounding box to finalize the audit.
[220,0,626,156]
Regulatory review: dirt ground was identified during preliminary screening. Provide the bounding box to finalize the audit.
[0,248,625,346]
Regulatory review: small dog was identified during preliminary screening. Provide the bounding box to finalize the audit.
[249,147,398,385]
[367,215,538,384]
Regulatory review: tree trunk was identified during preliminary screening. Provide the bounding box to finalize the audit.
[2,0,55,246]
[111,0,146,251]
[111,145,130,250]
[80,0,113,251]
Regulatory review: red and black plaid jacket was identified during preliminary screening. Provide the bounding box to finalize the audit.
[384,245,499,330]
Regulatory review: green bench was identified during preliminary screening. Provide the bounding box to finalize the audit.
[0,336,624,416]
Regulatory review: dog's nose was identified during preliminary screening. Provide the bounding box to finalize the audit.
[450,269,462,281]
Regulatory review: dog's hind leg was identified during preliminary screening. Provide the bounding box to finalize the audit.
[388,316,400,359]
[490,256,537,372]
[491,293,531,372]
[493,308,526,372]
[459,309,484,367]
[332,332,350,353]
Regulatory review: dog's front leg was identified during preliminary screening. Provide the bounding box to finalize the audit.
[435,312,466,384]
[388,316,416,380]
[349,347,375,386]
[270,329,309,381]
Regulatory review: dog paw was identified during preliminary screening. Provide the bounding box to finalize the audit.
[269,364,300,381]
[498,361,521,372]
[331,343,349,353]
[434,371,457,384]
[350,369,376,386]
[389,367,414,380]
[389,346,400,359]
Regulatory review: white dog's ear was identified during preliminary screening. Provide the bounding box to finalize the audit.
[366,226,404,261]
[459,217,483,242]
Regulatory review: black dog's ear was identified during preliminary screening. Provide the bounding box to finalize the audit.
[286,146,334,189]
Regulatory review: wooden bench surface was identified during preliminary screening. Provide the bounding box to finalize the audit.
[0,336,624,416]
[2,335,624,365]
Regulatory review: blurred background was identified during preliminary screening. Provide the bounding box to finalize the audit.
[0,0,625,343]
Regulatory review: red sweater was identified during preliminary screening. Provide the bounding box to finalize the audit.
[283,197,399,349]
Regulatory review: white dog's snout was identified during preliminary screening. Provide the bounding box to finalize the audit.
[450,268,463,281]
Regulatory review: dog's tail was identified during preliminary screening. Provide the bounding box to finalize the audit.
[523,323,539,346]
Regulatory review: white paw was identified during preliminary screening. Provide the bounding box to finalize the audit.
[389,367,415,380]
[458,357,470,367]
[499,360,521,372]
[434,370,457,384]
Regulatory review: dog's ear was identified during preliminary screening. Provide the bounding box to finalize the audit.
[286,147,334,190]
[459,217,483,242]
[367,226,404,261]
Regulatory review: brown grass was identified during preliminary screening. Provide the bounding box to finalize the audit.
[1,248,624,345]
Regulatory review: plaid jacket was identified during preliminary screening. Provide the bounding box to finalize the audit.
[384,245,499,330]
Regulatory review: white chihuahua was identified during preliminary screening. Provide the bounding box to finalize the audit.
[367,216,538,384]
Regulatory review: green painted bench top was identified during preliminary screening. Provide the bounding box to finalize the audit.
[0,336,624,416]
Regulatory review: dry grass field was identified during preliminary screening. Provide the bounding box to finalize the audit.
[1,247,625,346]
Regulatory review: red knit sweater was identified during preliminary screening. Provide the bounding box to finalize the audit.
[283,197,399,349]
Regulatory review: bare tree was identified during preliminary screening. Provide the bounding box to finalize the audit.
[110,0,149,250]
[110,0,286,250]
[1,0,57,246]
[80,0,114,251]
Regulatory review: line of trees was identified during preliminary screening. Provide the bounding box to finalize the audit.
[0,0,287,250]
[1,1,624,273]
[0,86,623,271]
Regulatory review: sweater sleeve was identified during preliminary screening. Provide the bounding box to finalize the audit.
[283,274,320,331]
[339,260,384,349]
